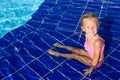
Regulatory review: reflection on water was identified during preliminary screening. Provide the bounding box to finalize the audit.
[0,0,44,38]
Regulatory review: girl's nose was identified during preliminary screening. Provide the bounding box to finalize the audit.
[90,27,93,30]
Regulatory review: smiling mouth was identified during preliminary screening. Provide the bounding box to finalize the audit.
[89,32,94,34]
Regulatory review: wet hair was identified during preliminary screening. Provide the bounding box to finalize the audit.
[79,13,99,39]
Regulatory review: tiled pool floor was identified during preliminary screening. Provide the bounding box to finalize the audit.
[0,0,120,80]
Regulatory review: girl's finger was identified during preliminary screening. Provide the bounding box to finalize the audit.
[89,73,91,77]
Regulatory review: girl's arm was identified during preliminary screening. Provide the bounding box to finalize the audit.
[92,39,103,67]
[84,39,104,76]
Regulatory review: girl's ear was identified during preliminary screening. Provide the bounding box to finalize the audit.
[81,26,85,32]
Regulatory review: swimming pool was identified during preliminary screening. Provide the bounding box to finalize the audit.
[0,0,44,38]
[0,0,120,80]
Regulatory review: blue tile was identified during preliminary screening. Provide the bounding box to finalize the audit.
[28,60,49,76]
[0,0,120,80]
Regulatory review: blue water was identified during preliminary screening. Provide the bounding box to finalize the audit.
[0,0,44,38]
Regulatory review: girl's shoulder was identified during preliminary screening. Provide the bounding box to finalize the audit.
[94,36,105,46]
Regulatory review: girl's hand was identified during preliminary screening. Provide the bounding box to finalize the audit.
[83,68,93,77]
[83,66,95,77]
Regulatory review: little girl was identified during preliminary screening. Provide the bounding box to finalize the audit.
[48,13,105,76]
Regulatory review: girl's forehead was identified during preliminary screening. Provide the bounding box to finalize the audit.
[83,18,98,24]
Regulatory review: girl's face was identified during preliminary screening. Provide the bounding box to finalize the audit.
[82,18,98,37]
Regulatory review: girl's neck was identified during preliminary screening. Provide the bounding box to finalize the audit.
[86,34,99,45]
[86,34,98,40]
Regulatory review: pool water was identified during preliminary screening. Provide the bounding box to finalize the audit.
[0,0,44,38]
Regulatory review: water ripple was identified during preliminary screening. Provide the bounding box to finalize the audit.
[0,0,44,38]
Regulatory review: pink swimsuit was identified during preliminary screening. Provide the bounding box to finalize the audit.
[84,38,105,67]
[84,38,105,54]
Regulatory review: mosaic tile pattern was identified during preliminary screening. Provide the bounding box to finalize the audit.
[0,0,120,80]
